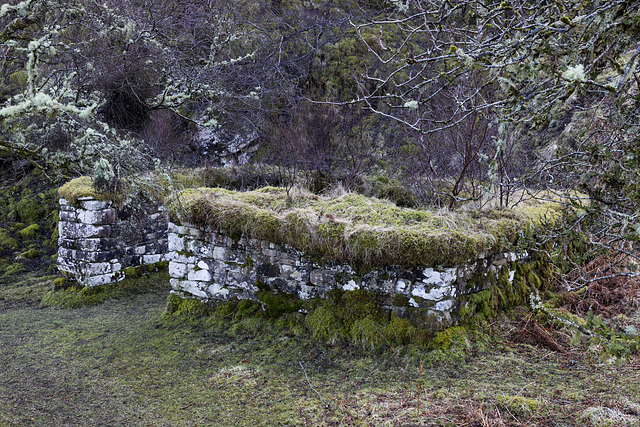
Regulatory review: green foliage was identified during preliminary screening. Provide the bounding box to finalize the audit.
[0,165,59,273]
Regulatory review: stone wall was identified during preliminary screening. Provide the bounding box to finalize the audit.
[167,222,528,330]
[56,194,538,331]
[57,197,168,286]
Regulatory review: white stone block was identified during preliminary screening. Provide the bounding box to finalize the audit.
[168,233,185,252]
[408,297,419,308]
[213,246,226,260]
[412,283,454,301]
[299,284,316,299]
[422,267,457,287]
[395,279,408,293]
[167,222,182,234]
[79,198,112,211]
[167,251,196,264]
[434,299,454,312]
[85,262,113,275]
[83,273,117,287]
[169,261,188,279]
[77,208,116,225]
[342,280,359,291]
[143,254,163,265]
[177,280,208,298]
[208,282,229,297]
[188,268,212,282]
[77,238,108,252]
[169,278,182,290]
[58,221,111,239]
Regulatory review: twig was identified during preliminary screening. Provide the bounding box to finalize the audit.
[299,361,322,402]
[416,361,422,417]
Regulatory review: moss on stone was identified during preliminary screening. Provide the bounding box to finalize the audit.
[0,228,18,252]
[18,223,40,238]
[256,290,301,319]
[168,186,563,270]
[166,293,214,317]
[124,266,141,278]
[18,248,42,259]
[58,176,123,205]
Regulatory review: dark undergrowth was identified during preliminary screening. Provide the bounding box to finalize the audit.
[1,271,639,426]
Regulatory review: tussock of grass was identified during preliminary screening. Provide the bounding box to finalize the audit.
[168,186,563,269]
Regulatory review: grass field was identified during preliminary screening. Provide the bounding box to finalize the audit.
[1,272,639,426]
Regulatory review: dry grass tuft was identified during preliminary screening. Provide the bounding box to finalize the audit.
[511,312,567,354]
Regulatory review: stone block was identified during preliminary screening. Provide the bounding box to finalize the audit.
[176,279,208,299]
[434,299,455,312]
[421,267,457,287]
[168,233,185,252]
[77,208,116,225]
[58,238,78,250]
[83,273,118,287]
[212,246,226,260]
[142,254,164,265]
[257,263,280,278]
[207,282,230,298]
[59,210,78,222]
[167,251,197,264]
[59,221,111,239]
[58,248,118,263]
[78,238,118,252]
[79,198,112,211]
[342,280,360,291]
[411,283,456,301]
[188,268,212,282]
[309,269,335,287]
[169,261,188,279]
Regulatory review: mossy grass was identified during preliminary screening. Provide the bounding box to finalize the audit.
[41,270,170,309]
[168,186,564,270]
[162,288,493,360]
[2,265,640,426]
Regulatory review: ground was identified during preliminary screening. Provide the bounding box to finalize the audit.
[1,271,639,427]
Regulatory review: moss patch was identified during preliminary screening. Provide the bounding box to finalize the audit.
[459,260,548,323]
[58,176,113,205]
[40,271,170,309]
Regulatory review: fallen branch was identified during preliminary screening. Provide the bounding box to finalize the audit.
[299,361,323,402]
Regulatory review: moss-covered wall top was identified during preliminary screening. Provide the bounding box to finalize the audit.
[167,186,563,271]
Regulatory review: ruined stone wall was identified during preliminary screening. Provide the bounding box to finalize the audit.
[57,197,168,286]
[167,222,527,330]
[56,195,535,330]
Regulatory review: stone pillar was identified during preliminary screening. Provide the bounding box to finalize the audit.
[57,197,121,286]
[57,196,168,287]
